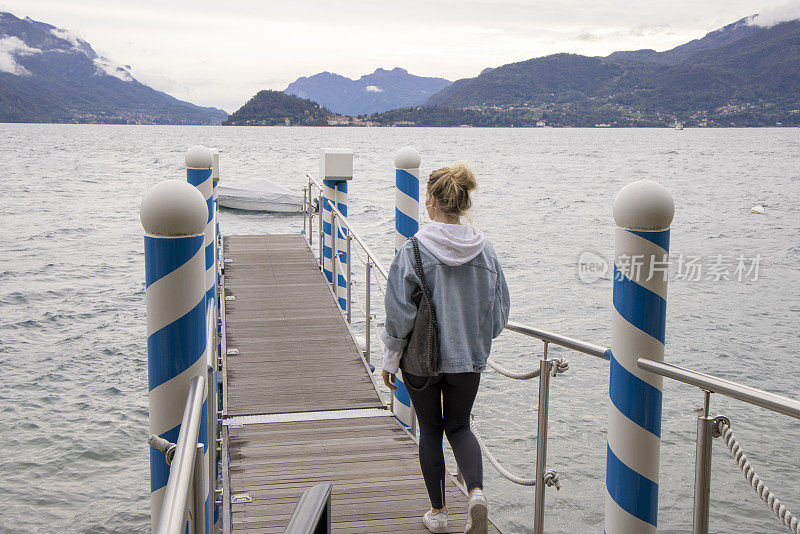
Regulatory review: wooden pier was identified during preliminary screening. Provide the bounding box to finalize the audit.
[219,234,501,533]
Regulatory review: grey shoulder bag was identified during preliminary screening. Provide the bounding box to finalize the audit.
[400,236,441,391]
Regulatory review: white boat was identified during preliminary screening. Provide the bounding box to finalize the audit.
[218,179,304,212]
[675,122,684,130]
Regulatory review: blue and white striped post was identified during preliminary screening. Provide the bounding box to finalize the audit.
[211,148,221,371]
[319,149,353,311]
[187,145,216,310]
[211,147,220,266]
[186,145,215,532]
[209,146,220,534]
[391,147,421,427]
[393,146,421,253]
[211,147,221,363]
[211,147,220,259]
[210,147,221,366]
[141,180,209,532]
[606,179,674,534]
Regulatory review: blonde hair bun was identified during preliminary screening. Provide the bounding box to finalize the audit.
[427,162,477,218]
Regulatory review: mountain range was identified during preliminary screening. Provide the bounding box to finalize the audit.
[0,12,227,124]
[285,68,451,116]
[3,10,798,127]
[395,16,800,127]
[268,16,799,128]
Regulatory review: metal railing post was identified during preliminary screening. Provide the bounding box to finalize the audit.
[346,233,352,323]
[154,375,206,534]
[192,442,206,534]
[693,390,714,534]
[317,193,324,268]
[533,342,552,534]
[307,180,313,248]
[332,214,338,297]
[302,186,307,237]
[187,477,197,534]
[207,363,216,532]
[365,260,371,363]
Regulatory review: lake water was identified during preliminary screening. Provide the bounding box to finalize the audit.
[1,124,798,533]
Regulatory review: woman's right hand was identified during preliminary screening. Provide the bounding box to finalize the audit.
[382,369,397,391]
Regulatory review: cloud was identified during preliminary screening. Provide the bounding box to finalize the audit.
[48,27,133,81]
[93,56,134,81]
[751,0,800,27]
[0,36,42,76]
[575,32,601,42]
[629,23,673,37]
[364,85,383,92]
[50,27,85,50]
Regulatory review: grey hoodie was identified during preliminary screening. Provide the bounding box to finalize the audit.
[381,222,510,374]
[416,222,486,266]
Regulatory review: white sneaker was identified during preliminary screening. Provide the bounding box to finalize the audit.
[423,508,448,533]
[464,488,487,534]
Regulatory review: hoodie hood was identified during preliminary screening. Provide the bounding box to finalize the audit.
[415,222,485,266]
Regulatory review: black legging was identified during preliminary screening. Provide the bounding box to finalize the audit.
[404,371,483,509]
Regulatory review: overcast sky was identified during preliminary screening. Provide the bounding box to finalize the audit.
[2,0,799,112]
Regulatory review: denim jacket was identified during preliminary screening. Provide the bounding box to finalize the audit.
[381,235,510,374]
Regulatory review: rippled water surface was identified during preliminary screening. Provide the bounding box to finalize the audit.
[1,124,798,533]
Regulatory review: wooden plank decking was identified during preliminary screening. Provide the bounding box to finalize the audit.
[221,234,501,533]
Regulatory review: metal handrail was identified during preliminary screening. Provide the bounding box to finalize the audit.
[155,374,206,534]
[637,357,800,534]
[328,203,389,280]
[505,321,609,360]
[638,358,800,420]
[205,300,221,524]
[306,173,323,192]
[306,173,389,280]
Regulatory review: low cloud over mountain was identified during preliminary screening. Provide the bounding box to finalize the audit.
[0,12,227,123]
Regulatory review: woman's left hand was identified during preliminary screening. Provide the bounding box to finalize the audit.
[382,370,397,391]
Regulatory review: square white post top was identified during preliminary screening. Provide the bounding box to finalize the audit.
[319,148,353,181]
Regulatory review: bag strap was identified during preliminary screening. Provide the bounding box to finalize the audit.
[410,237,438,334]
[410,237,431,296]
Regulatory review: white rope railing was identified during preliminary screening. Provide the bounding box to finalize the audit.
[716,419,800,534]
[486,357,569,380]
[470,417,560,489]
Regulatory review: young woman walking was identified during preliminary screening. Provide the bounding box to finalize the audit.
[381,163,510,534]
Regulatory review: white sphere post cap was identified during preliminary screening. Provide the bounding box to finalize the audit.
[141,179,208,236]
[394,146,421,170]
[613,179,675,230]
[185,145,214,169]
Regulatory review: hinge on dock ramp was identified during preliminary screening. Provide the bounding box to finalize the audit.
[231,493,252,504]
[227,348,239,356]
[225,295,236,301]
